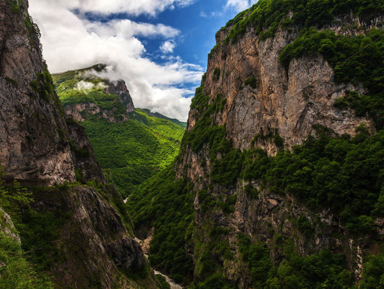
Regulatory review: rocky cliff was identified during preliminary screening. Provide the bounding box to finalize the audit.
[0,0,154,288]
[0,0,105,186]
[53,64,135,124]
[129,1,384,288]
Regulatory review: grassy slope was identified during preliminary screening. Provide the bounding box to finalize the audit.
[83,109,184,196]
[52,68,185,196]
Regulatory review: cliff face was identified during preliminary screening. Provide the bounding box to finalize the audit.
[106,79,135,113]
[0,0,105,186]
[171,7,384,287]
[28,185,149,289]
[185,15,382,159]
[53,65,135,124]
[0,1,152,288]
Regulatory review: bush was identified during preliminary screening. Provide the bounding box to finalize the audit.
[0,233,54,289]
[212,68,220,81]
[244,76,257,89]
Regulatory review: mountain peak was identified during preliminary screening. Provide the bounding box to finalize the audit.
[53,66,135,123]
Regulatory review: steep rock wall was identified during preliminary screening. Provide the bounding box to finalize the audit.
[0,0,105,186]
[64,79,134,123]
[0,1,153,288]
[175,10,384,287]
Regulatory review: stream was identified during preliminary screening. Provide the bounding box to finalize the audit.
[128,202,182,288]
[135,237,183,289]
[154,270,183,289]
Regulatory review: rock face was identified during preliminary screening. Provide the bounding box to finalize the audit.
[0,0,105,186]
[0,207,20,244]
[174,10,384,287]
[63,79,135,124]
[186,16,381,157]
[54,65,136,124]
[0,1,152,288]
[106,79,135,113]
[31,185,148,289]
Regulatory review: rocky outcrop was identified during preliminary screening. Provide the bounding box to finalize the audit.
[174,10,384,287]
[106,79,135,113]
[0,0,105,186]
[0,207,20,244]
[187,17,378,157]
[57,66,135,124]
[63,79,134,124]
[0,1,152,288]
[30,185,150,289]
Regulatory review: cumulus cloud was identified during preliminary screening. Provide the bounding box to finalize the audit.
[32,0,196,16]
[76,80,95,91]
[160,41,176,54]
[29,0,203,121]
[86,20,180,39]
[225,0,257,12]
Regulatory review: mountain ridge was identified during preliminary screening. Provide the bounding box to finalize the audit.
[128,1,384,287]
[52,67,186,196]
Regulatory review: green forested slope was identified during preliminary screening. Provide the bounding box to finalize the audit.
[127,0,384,288]
[82,109,184,196]
[52,68,185,196]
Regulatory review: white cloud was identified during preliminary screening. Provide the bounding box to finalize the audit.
[225,0,257,12]
[199,11,222,18]
[31,0,196,16]
[160,41,176,54]
[86,20,180,39]
[29,0,203,121]
[76,80,95,91]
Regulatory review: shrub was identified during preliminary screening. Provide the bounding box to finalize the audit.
[212,68,220,81]
[244,76,257,89]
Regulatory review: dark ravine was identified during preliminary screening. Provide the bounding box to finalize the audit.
[0,0,157,288]
[128,1,384,288]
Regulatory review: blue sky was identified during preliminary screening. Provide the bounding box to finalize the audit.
[80,0,246,69]
[133,0,240,67]
[29,0,256,121]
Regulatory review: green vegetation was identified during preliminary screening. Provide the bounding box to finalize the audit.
[53,66,125,116]
[0,233,54,289]
[360,254,384,288]
[82,109,184,196]
[127,166,195,284]
[140,108,187,128]
[52,68,185,196]
[7,0,21,14]
[18,208,70,271]
[238,234,355,288]
[155,275,171,289]
[212,67,220,81]
[222,0,384,44]
[280,28,384,127]
[53,71,127,120]
[244,75,257,89]
[0,166,54,288]
[30,71,54,102]
[5,76,18,87]
[0,165,33,218]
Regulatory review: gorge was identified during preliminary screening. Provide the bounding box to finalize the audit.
[1,0,384,288]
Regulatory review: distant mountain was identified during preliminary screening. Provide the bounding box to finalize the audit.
[52,66,185,196]
[140,108,187,128]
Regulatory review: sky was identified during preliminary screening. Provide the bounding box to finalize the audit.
[29,0,257,121]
